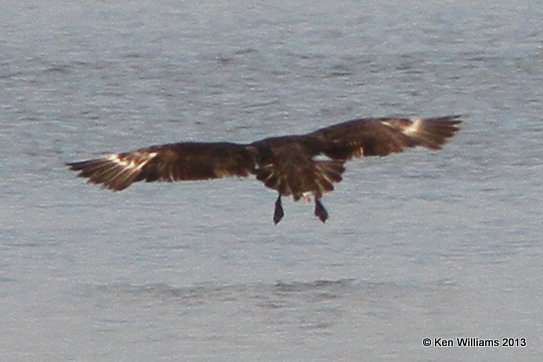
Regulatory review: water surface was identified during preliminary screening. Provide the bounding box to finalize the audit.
[1,1,542,361]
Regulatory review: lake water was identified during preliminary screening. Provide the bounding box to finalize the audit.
[1,1,542,361]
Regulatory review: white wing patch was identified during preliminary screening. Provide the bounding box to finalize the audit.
[402,118,423,136]
[106,152,158,171]
[312,153,333,162]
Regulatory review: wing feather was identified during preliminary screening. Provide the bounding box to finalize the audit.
[308,115,461,159]
[67,142,254,191]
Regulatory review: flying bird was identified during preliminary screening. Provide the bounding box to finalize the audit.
[67,115,461,224]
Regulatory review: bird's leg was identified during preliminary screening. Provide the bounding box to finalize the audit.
[273,194,284,224]
[314,198,328,223]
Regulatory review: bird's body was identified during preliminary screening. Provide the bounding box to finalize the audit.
[67,115,461,223]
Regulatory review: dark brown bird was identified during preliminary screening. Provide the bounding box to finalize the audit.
[67,115,461,224]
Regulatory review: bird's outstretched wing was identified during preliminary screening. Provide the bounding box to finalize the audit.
[66,142,254,191]
[308,115,461,160]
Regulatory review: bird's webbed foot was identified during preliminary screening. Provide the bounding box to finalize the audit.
[314,198,328,223]
[273,194,284,224]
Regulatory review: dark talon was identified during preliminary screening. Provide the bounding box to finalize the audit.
[273,194,284,224]
[314,199,328,223]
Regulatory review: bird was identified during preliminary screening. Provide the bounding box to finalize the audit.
[66,115,461,224]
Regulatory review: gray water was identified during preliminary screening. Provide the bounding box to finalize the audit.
[1,1,542,361]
